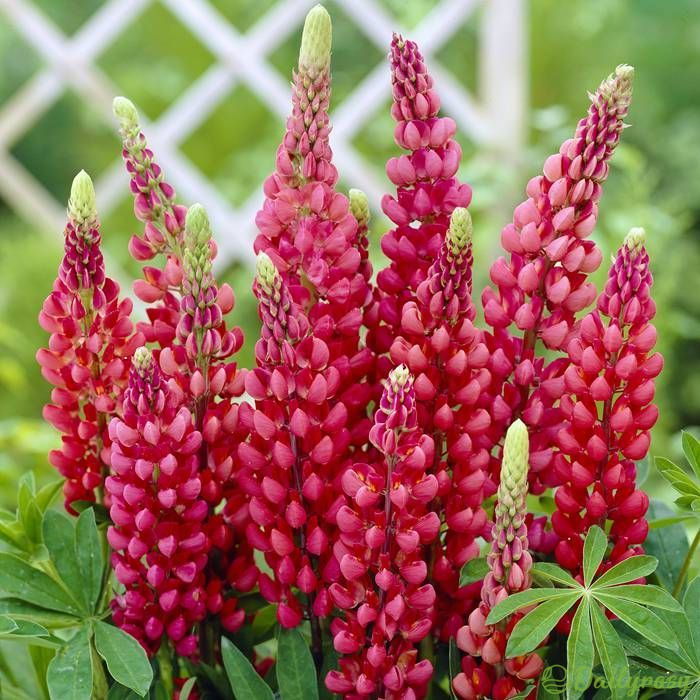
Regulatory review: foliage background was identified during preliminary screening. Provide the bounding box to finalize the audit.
[0,1,698,549]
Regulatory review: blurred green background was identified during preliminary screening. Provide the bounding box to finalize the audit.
[0,0,699,505]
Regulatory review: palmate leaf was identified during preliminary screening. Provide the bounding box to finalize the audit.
[276,627,319,700]
[459,557,489,587]
[75,509,104,614]
[221,637,274,700]
[487,589,578,624]
[582,526,607,587]
[531,562,581,588]
[591,555,658,588]
[683,431,700,479]
[506,593,579,657]
[600,584,683,611]
[567,599,593,700]
[46,627,92,700]
[590,603,629,700]
[656,457,700,501]
[644,500,691,592]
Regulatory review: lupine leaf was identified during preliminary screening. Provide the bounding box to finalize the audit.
[567,599,593,700]
[0,598,80,628]
[648,514,695,529]
[221,637,274,700]
[0,553,82,615]
[684,576,700,667]
[599,584,684,611]
[42,512,84,610]
[448,637,460,700]
[596,595,677,649]
[34,480,63,513]
[0,616,18,634]
[636,456,650,487]
[487,589,578,624]
[94,621,153,697]
[531,563,581,589]
[591,556,658,589]
[179,678,197,700]
[506,593,579,657]
[590,601,629,700]
[459,557,489,587]
[583,526,608,587]
[619,626,695,675]
[644,500,690,592]
[75,509,104,614]
[46,627,92,700]
[17,475,42,545]
[683,432,700,479]
[276,627,319,700]
[656,457,700,499]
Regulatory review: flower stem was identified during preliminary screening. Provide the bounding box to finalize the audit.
[673,528,700,599]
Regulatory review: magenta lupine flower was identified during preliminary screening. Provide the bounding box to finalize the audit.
[38,171,141,510]
[106,347,208,657]
[326,366,438,699]
[254,5,374,450]
[368,34,472,379]
[480,65,635,494]
[114,97,187,350]
[238,253,345,643]
[388,208,492,640]
[553,228,662,577]
[454,420,543,700]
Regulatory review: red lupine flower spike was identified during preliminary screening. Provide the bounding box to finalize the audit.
[389,208,492,639]
[114,97,187,350]
[480,65,635,494]
[326,365,438,698]
[454,420,543,700]
[369,34,472,379]
[106,347,209,657]
[553,228,661,577]
[38,171,141,510]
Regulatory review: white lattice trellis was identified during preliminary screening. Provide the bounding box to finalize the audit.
[0,0,526,269]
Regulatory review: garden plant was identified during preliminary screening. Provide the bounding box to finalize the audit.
[0,4,698,700]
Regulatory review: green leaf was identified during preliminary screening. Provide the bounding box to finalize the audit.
[75,509,104,614]
[656,457,700,500]
[0,553,82,615]
[251,605,278,644]
[531,563,581,588]
[506,593,579,657]
[276,627,319,700]
[47,627,92,700]
[644,500,690,592]
[567,599,593,700]
[487,589,578,624]
[636,456,650,487]
[221,637,274,700]
[34,480,63,513]
[179,678,197,700]
[592,556,658,589]
[17,475,42,545]
[648,514,696,529]
[459,557,489,587]
[510,682,536,700]
[448,638,460,700]
[0,616,18,634]
[583,526,608,587]
[93,621,153,697]
[599,584,684,611]
[590,601,629,700]
[29,644,54,700]
[684,576,700,667]
[0,599,81,628]
[683,432,700,479]
[619,626,695,675]
[42,511,84,609]
[596,595,677,650]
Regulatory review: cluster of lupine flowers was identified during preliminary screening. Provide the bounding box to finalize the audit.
[37,5,661,699]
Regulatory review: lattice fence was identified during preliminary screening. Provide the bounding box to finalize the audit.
[0,0,526,269]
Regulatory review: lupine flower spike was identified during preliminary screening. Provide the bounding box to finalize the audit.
[326,365,438,699]
[481,65,635,494]
[390,207,493,638]
[38,171,141,510]
[454,419,543,700]
[553,228,661,578]
[106,347,208,656]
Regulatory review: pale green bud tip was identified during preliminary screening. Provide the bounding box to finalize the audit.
[624,227,645,256]
[599,64,634,102]
[502,419,530,488]
[133,346,152,371]
[68,170,96,225]
[349,189,370,227]
[113,96,139,130]
[447,207,472,252]
[256,252,279,291]
[299,4,332,72]
[185,203,211,248]
[389,364,411,391]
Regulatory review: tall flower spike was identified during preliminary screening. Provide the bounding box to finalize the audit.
[114,96,186,350]
[326,365,439,698]
[480,65,635,494]
[553,228,661,580]
[369,34,472,380]
[38,171,141,510]
[106,347,209,657]
[454,420,543,700]
[389,206,492,640]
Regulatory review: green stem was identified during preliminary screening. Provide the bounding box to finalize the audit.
[91,644,109,699]
[673,528,700,598]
